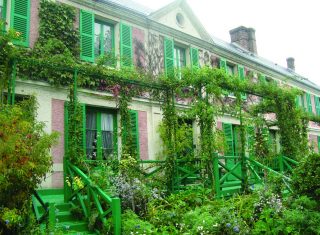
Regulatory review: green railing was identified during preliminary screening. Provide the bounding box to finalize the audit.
[140,155,298,197]
[65,160,121,235]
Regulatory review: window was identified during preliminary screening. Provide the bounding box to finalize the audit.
[314,96,320,115]
[174,46,186,69]
[80,10,117,64]
[174,46,186,79]
[86,109,117,160]
[94,21,114,61]
[0,0,6,22]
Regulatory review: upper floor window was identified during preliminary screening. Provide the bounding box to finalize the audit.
[94,21,114,59]
[174,46,186,69]
[0,0,6,21]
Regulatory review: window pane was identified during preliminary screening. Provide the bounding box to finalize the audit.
[86,111,97,160]
[86,111,97,129]
[94,22,101,57]
[103,24,112,54]
[101,113,113,131]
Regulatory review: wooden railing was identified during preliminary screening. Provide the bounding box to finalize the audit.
[65,160,121,235]
[139,155,298,197]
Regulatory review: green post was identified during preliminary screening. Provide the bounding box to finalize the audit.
[73,69,78,104]
[47,203,55,232]
[213,154,221,198]
[238,98,248,193]
[111,198,121,235]
[279,155,284,173]
[11,60,16,105]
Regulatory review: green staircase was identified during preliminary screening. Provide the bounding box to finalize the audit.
[32,189,96,234]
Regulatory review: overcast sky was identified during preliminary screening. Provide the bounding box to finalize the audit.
[133,0,320,86]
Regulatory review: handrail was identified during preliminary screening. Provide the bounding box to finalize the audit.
[66,161,121,235]
[32,191,49,223]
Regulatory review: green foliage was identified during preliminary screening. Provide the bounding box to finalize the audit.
[38,0,79,56]
[292,153,320,200]
[122,210,156,234]
[0,98,58,233]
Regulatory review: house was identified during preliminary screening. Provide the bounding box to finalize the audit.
[2,0,320,190]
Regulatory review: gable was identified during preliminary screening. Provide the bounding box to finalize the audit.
[148,0,212,42]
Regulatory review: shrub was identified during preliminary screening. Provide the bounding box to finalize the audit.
[292,153,320,201]
[0,99,58,233]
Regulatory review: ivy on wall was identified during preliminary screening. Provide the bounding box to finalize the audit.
[38,0,79,56]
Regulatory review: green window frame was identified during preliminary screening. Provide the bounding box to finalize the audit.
[306,93,313,114]
[94,20,115,64]
[1,0,7,22]
[314,96,320,116]
[237,65,246,100]
[85,107,118,160]
[10,0,30,47]
[120,22,133,67]
[174,45,186,79]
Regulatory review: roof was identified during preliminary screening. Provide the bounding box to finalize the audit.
[99,0,319,91]
[101,0,153,15]
[211,35,320,91]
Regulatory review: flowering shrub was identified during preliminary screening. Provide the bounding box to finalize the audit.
[0,99,58,234]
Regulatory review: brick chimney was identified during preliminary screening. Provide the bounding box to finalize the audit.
[286,57,295,71]
[229,26,257,54]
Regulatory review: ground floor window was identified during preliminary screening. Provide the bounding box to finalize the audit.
[86,108,117,160]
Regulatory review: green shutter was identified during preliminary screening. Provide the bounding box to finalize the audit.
[314,96,320,116]
[120,23,132,67]
[130,110,139,158]
[11,0,30,46]
[301,94,305,110]
[295,96,301,108]
[122,110,139,158]
[259,74,266,83]
[80,10,94,62]
[306,93,313,114]
[219,58,227,72]
[190,47,199,70]
[238,65,246,99]
[223,123,234,156]
[318,136,320,154]
[164,37,174,77]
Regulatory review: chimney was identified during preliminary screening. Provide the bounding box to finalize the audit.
[286,57,295,71]
[229,26,257,54]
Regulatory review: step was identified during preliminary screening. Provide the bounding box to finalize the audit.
[56,221,88,232]
[56,211,74,223]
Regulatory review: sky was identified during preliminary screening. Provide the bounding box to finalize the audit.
[133,0,320,86]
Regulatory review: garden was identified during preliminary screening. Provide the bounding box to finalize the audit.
[1,0,320,234]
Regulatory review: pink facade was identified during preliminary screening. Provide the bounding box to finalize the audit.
[309,134,318,153]
[51,99,65,164]
[132,27,146,69]
[310,94,316,114]
[29,0,40,48]
[139,111,149,160]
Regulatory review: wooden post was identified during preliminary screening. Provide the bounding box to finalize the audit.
[112,198,121,235]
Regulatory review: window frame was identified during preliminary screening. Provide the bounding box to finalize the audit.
[85,107,118,160]
[94,19,115,63]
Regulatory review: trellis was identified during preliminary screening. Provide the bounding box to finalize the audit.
[2,56,319,231]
